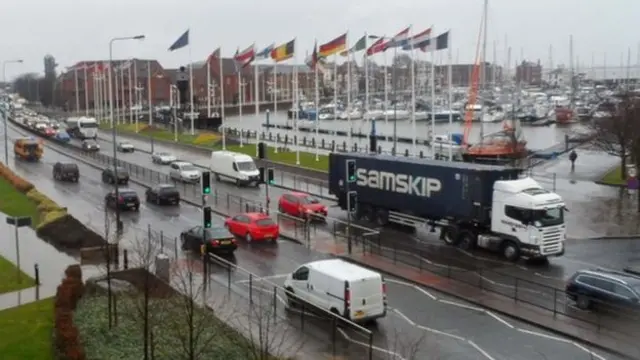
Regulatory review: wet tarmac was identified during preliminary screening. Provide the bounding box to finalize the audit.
[3,123,629,360]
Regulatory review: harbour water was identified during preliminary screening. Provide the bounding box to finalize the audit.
[222,111,588,155]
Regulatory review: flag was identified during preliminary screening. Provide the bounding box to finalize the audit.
[271,39,295,62]
[402,28,432,50]
[366,37,386,56]
[306,42,326,73]
[384,27,410,50]
[340,35,378,56]
[255,44,275,61]
[234,44,255,69]
[319,33,347,58]
[207,48,221,63]
[168,29,189,51]
[421,31,450,52]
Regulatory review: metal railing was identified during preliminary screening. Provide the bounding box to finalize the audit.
[359,237,640,337]
[203,252,376,360]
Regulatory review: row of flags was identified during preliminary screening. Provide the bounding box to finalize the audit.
[168,26,450,73]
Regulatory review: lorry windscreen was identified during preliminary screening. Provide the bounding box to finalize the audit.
[80,123,98,128]
[532,208,563,227]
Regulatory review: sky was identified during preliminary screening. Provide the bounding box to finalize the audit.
[1,0,639,80]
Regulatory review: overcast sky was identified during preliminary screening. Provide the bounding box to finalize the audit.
[1,0,638,80]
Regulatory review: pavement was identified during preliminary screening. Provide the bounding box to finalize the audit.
[2,121,630,359]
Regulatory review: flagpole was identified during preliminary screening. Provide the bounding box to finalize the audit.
[147,60,153,126]
[219,49,226,150]
[364,33,369,133]
[83,65,89,115]
[133,61,139,132]
[74,67,80,114]
[129,63,134,125]
[294,55,300,165]
[92,75,96,117]
[346,32,352,151]
[189,44,195,135]
[430,27,436,158]
[207,57,211,117]
[254,64,260,115]
[120,65,126,124]
[447,31,453,161]
[314,41,320,161]
[273,60,278,153]
[333,55,338,121]
[383,50,389,142]
[238,70,243,147]
[114,67,120,124]
[409,26,416,155]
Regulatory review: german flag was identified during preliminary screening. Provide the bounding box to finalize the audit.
[271,39,295,63]
[319,33,347,58]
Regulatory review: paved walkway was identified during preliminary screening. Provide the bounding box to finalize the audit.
[341,252,640,360]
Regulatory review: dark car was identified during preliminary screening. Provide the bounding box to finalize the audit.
[105,188,140,211]
[180,225,237,255]
[565,268,640,311]
[52,162,79,182]
[145,184,180,205]
[101,167,129,185]
[81,139,100,151]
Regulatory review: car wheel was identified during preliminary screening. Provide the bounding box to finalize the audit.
[502,241,520,262]
[576,294,591,310]
[134,206,140,212]
[278,204,284,213]
[235,179,241,187]
[245,233,252,243]
[215,173,221,181]
[156,197,161,205]
[146,194,151,202]
[285,287,296,308]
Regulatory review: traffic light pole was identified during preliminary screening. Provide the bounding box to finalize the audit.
[345,159,356,255]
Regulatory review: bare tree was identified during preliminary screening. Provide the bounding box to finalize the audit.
[589,92,638,180]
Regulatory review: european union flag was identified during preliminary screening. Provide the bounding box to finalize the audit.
[168,29,189,51]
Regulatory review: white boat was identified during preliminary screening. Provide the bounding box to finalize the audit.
[337,108,364,120]
[429,133,464,160]
[364,109,385,120]
[382,109,410,119]
[481,109,506,123]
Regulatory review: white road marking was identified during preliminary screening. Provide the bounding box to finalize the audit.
[236,273,288,284]
[390,279,610,360]
[337,328,407,360]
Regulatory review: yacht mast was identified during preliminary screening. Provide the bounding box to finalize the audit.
[492,40,497,87]
[569,35,574,102]
[479,0,488,140]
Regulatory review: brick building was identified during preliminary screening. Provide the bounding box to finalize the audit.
[516,60,542,85]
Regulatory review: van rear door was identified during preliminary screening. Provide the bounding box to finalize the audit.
[348,276,385,321]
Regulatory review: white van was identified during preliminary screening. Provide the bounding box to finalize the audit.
[210,150,260,187]
[283,259,387,322]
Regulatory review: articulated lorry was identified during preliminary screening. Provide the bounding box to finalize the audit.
[65,117,98,139]
[328,153,566,262]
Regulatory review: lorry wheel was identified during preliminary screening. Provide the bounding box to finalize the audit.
[502,241,520,262]
[441,226,459,246]
[457,230,477,250]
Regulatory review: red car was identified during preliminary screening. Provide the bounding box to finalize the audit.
[224,212,279,243]
[278,192,327,220]
[44,127,56,137]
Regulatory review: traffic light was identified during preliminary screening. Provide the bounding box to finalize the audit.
[347,191,357,212]
[267,168,275,184]
[201,171,211,194]
[346,159,357,183]
[259,167,265,183]
[258,142,267,159]
[203,206,212,228]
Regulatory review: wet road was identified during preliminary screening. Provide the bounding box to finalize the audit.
[6,123,629,360]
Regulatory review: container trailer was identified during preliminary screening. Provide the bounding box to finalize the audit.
[328,152,566,262]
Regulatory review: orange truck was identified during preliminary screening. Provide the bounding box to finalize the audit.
[14,137,43,161]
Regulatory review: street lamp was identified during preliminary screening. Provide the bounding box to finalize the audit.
[2,59,24,165]
[108,35,145,234]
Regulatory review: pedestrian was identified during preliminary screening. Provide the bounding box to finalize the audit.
[569,150,577,172]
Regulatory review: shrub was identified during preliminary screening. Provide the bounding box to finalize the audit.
[37,200,61,213]
[37,214,105,249]
[54,266,86,360]
[26,189,49,203]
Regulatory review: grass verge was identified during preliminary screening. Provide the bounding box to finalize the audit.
[101,123,330,172]
[0,297,55,360]
[0,176,41,227]
[599,165,626,186]
[0,255,35,294]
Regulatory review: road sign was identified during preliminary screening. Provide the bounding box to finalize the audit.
[6,216,32,227]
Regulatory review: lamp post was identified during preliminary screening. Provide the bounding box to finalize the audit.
[2,59,24,165]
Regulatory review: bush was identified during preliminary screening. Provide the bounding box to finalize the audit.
[37,200,61,213]
[54,265,86,360]
[37,214,105,249]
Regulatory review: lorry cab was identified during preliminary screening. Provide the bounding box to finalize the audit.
[489,177,566,261]
[210,151,260,187]
[13,137,43,161]
[283,259,387,323]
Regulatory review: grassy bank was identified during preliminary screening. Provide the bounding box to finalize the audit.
[101,123,330,172]
[0,176,40,226]
[599,165,627,186]
[0,297,55,360]
[0,255,34,294]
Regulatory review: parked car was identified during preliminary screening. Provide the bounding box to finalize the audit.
[117,141,135,152]
[101,167,129,185]
[566,268,640,311]
[283,259,387,322]
[145,184,180,205]
[169,161,201,183]
[151,151,177,164]
[105,188,140,211]
[180,225,237,255]
[52,162,79,182]
[224,212,279,243]
[82,139,100,151]
[278,192,328,220]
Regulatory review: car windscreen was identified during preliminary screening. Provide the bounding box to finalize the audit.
[181,165,198,171]
[120,191,137,199]
[159,187,179,194]
[62,164,78,171]
[300,196,320,204]
[157,152,170,156]
[115,168,129,176]
[255,218,275,227]
[236,161,256,171]
[205,227,233,239]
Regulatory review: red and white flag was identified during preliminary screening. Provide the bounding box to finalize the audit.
[234,44,255,69]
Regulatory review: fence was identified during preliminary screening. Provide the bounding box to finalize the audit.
[360,238,640,335]
[203,252,377,360]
